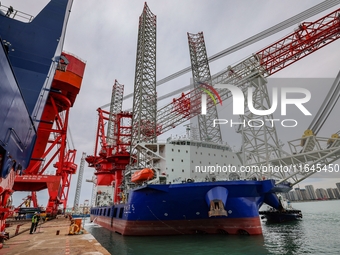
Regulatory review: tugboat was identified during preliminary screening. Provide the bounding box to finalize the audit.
[259,194,302,223]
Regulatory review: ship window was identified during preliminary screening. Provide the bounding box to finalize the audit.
[104,209,106,216]
[182,169,184,172]
[200,152,202,155]
[191,160,193,163]
[107,208,111,216]
[186,150,188,153]
[181,159,183,162]
[178,149,180,152]
[196,152,197,154]
[113,208,118,217]
[208,153,210,156]
[119,208,124,218]
[172,149,174,151]
[172,169,174,172]
[214,154,216,156]
[172,158,174,161]
[187,142,190,145]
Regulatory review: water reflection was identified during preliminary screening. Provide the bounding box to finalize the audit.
[262,220,307,254]
[85,221,269,255]
[85,201,340,255]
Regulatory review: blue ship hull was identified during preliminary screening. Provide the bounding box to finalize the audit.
[90,180,281,235]
[0,0,72,174]
[0,0,73,233]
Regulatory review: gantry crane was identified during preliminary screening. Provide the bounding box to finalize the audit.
[13,52,86,216]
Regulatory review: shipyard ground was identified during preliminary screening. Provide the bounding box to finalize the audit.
[1,217,110,255]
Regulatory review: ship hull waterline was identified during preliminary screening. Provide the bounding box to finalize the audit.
[90,180,280,236]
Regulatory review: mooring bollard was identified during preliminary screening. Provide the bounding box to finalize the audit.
[56,230,60,235]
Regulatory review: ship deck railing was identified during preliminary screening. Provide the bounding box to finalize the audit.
[0,4,34,22]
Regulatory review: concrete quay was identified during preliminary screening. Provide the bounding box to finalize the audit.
[1,217,110,255]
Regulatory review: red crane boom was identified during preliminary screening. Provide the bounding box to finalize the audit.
[157,8,340,135]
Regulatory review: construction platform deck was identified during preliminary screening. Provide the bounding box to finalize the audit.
[1,217,110,255]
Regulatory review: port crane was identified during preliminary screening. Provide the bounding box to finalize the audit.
[0,3,85,217]
[12,52,86,216]
[86,80,132,204]
[0,0,85,235]
[87,4,340,206]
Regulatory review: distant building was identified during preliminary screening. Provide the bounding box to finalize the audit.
[294,188,303,200]
[300,189,310,200]
[305,185,317,200]
[316,188,329,199]
[286,183,340,202]
[336,182,340,193]
[332,188,340,199]
[326,188,335,199]
[288,190,298,201]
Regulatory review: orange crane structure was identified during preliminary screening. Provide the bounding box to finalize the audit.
[13,52,86,216]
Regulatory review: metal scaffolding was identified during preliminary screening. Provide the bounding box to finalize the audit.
[187,32,223,144]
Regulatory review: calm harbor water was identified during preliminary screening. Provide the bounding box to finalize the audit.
[85,200,340,255]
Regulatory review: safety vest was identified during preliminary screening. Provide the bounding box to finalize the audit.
[32,215,37,223]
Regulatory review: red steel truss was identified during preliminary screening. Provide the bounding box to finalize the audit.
[13,52,85,216]
[157,8,340,135]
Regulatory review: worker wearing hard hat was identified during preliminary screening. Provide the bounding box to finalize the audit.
[29,212,40,234]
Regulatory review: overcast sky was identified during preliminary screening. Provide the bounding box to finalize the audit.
[3,0,340,207]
